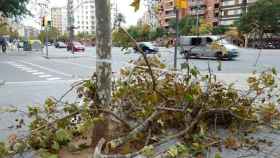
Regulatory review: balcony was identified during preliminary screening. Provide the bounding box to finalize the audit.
[165,13,176,19]
[189,0,205,6]
[190,9,206,15]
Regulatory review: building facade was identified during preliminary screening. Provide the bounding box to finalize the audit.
[155,0,258,29]
[51,7,68,34]
[67,0,96,35]
[219,0,257,26]
[189,0,220,26]
[157,0,188,29]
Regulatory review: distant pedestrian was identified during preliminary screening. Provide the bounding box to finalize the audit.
[0,37,7,53]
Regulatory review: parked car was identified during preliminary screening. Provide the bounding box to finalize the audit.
[180,35,239,60]
[55,42,67,48]
[67,41,85,52]
[133,42,159,54]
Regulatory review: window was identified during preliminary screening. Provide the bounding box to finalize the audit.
[206,37,213,44]
[191,38,202,46]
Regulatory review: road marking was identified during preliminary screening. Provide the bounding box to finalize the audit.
[2,79,84,86]
[46,77,61,81]
[26,70,39,73]
[38,75,52,78]
[32,72,45,75]
[17,60,73,77]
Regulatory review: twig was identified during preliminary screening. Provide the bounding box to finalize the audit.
[56,80,86,104]
[120,27,169,101]
[156,106,184,112]
[107,110,161,149]
[145,128,152,146]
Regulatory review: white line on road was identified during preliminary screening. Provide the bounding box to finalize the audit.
[46,77,61,81]
[26,70,39,73]
[38,75,52,78]
[17,60,73,78]
[2,79,84,86]
[32,72,45,75]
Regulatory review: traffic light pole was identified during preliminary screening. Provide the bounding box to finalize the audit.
[45,26,49,58]
[174,8,179,70]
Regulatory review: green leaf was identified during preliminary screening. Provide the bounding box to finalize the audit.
[185,94,193,102]
[142,145,155,157]
[51,141,60,151]
[0,142,8,158]
[272,67,277,75]
[55,129,71,145]
[40,150,59,158]
[167,146,178,157]
[215,152,222,158]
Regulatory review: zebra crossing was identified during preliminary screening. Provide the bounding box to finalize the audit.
[5,61,63,81]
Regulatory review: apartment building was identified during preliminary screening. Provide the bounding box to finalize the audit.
[51,7,68,34]
[157,0,188,29]
[67,0,96,35]
[220,0,257,26]
[189,0,220,26]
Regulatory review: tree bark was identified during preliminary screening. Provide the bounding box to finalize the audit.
[95,0,112,106]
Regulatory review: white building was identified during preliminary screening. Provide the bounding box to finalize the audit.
[51,7,68,34]
[68,0,96,35]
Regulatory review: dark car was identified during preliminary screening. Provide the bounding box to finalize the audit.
[55,42,67,48]
[133,42,159,54]
[67,41,85,52]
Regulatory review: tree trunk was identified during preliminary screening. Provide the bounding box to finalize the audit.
[95,0,112,106]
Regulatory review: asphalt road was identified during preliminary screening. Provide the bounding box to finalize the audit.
[0,46,280,140]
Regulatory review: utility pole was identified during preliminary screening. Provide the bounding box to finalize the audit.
[174,8,179,70]
[45,25,49,58]
[195,0,200,36]
[174,0,187,70]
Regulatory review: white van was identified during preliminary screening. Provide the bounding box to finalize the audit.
[180,36,239,60]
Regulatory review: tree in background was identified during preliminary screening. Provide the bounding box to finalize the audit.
[38,27,60,43]
[114,13,126,28]
[170,16,213,36]
[0,0,30,20]
[112,29,131,47]
[212,26,229,35]
[236,0,280,47]
[57,33,69,42]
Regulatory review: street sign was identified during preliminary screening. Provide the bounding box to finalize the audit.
[176,0,188,9]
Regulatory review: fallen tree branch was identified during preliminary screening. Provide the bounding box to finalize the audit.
[90,108,131,130]
[107,110,161,149]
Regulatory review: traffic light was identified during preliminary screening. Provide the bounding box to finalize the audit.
[176,0,188,9]
[47,20,51,27]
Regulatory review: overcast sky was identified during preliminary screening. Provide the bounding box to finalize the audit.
[50,0,146,26]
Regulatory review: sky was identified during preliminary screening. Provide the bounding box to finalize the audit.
[49,0,146,26]
[24,0,146,28]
